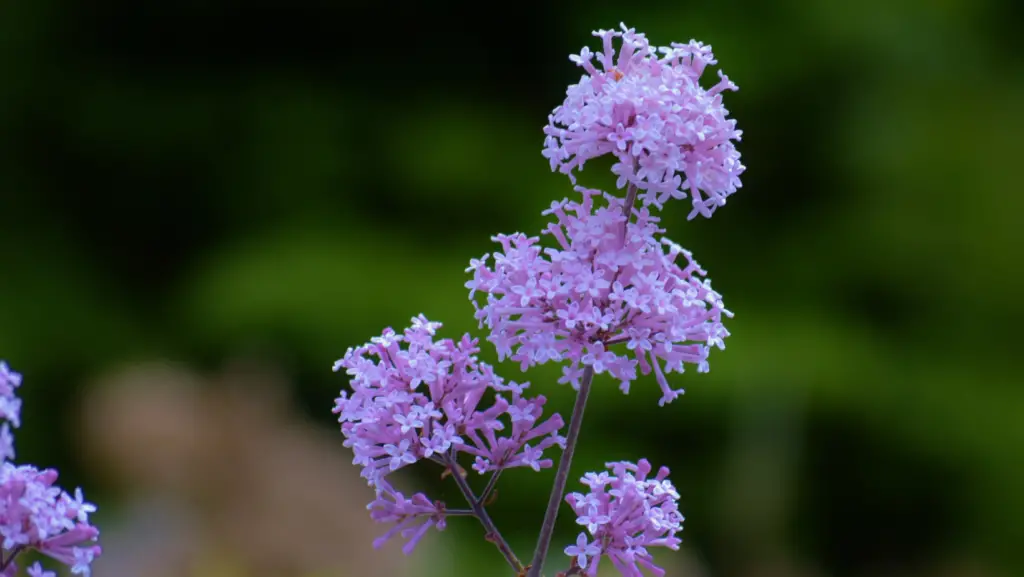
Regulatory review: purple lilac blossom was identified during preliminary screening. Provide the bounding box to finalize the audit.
[466,187,731,406]
[367,480,449,555]
[25,563,55,577]
[564,460,683,577]
[0,362,101,577]
[333,315,566,553]
[0,362,21,463]
[543,23,744,220]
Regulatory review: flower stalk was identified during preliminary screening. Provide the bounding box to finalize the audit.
[527,364,595,577]
[446,455,523,573]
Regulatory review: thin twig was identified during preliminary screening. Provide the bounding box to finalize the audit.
[554,564,585,577]
[445,456,524,573]
[0,546,23,571]
[477,467,504,506]
[526,365,595,577]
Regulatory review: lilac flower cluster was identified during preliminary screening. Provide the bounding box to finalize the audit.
[467,186,731,406]
[564,460,683,577]
[333,315,565,551]
[543,24,744,219]
[366,484,448,556]
[0,362,101,577]
[334,23,740,577]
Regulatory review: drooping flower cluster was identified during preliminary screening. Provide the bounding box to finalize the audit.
[367,483,449,556]
[543,23,744,219]
[466,187,731,406]
[333,315,565,552]
[0,362,101,577]
[564,460,683,577]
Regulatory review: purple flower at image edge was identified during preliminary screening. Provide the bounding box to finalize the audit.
[0,362,101,577]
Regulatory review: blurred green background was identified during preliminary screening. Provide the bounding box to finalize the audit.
[1,1,1022,576]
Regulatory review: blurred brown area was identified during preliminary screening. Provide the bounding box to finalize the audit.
[78,360,429,577]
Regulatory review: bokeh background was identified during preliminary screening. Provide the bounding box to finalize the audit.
[2,1,1022,576]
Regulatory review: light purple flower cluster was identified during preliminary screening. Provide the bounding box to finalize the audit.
[366,483,448,556]
[332,315,565,551]
[0,362,101,577]
[543,23,744,219]
[564,460,682,577]
[334,23,741,577]
[466,186,731,406]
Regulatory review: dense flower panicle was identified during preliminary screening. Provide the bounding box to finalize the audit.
[564,460,683,577]
[466,187,731,406]
[367,480,449,555]
[0,363,101,577]
[543,23,744,220]
[333,315,565,486]
[334,316,566,554]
